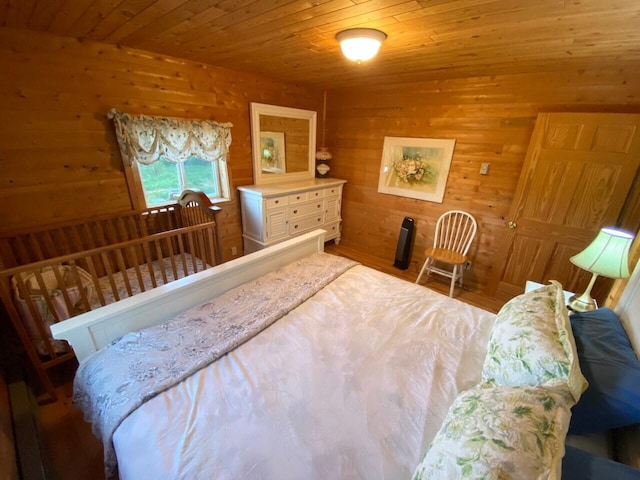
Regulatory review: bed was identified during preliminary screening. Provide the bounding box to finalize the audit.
[0,190,222,402]
[51,229,640,479]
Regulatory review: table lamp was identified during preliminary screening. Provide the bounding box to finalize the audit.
[568,227,634,312]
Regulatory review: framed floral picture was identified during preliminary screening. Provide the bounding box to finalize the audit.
[260,131,286,174]
[377,136,456,203]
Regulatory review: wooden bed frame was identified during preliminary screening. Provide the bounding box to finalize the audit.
[52,227,640,366]
[51,229,327,363]
[51,228,640,469]
[0,190,222,402]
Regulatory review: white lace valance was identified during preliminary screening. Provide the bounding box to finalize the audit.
[108,108,233,165]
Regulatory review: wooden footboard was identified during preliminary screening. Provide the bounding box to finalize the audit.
[51,230,327,363]
[0,190,222,402]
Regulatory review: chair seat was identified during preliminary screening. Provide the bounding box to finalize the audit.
[424,247,467,265]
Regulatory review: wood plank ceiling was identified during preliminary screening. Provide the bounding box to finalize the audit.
[1,0,640,89]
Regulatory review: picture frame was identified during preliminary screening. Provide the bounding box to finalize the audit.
[260,131,286,174]
[377,136,456,203]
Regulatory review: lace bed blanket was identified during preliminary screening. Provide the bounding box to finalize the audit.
[73,252,358,479]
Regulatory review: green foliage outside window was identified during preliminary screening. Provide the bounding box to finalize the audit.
[139,156,219,206]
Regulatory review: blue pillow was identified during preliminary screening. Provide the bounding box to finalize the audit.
[562,446,640,480]
[569,307,640,434]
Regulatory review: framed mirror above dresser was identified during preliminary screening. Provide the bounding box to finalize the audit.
[239,103,346,254]
[250,103,317,185]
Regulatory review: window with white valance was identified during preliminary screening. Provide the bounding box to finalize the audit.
[108,108,233,208]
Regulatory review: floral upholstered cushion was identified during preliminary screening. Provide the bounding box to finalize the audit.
[413,385,572,480]
[482,282,587,402]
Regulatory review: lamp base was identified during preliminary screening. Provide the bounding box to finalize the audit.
[567,293,598,313]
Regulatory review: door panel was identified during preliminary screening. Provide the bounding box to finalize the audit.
[491,113,640,302]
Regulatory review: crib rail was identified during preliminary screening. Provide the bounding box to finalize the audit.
[0,190,220,269]
[0,190,222,403]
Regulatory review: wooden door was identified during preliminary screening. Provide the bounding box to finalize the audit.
[491,112,640,302]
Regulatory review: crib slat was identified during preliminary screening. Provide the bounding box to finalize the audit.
[154,239,172,283]
[69,225,86,253]
[101,251,121,302]
[13,274,57,358]
[68,261,92,313]
[126,245,146,293]
[185,230,198,273]
[28,233,46,262]
[114,249,133,297]
[85,255,105,307]
[140,242,158,288]
[47,265,76,318]
[176,234,188,276]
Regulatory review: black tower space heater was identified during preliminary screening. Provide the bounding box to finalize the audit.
[394,217,414,270]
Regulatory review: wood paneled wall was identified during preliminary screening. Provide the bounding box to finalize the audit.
[0,27,322,261]
[2,26,640,294]
[328,69,640,293]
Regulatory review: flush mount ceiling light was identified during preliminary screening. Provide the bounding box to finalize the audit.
[336,28,387,63]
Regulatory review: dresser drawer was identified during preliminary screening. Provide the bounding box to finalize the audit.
[324,222,340,239]
[308,189,324,200]
[266,197,287,209]
[289,200,324,218]
[290,214,324,234]
[288,192,308,204]
[324,186,341,197]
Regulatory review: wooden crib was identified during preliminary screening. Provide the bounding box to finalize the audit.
[0,190,223,402]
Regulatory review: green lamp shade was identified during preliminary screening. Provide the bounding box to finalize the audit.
[570,227,634,279]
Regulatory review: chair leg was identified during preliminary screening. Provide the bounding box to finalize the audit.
[449,265,458,297]
[415,258,433,285]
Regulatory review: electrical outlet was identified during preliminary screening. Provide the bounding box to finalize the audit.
[231,246,238,256]
[480,162,491,175]
[465,261,472,270]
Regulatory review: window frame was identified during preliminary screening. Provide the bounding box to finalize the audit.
[123,156,231,209]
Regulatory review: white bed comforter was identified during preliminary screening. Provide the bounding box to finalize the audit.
[112,264,496,480]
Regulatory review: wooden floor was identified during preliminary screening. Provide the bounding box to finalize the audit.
[325,242,505,313]
[36,384,104,480]
[32,242,505,479]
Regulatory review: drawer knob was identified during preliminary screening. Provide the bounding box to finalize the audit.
[294,225,298,229]
[293,209,298,214]
[296,196,301,200]
[275,200,279,204]
[317,204,321,208]
[317,218,321,222]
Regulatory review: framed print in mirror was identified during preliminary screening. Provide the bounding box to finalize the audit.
[260,131,286,174]
[378,136,455,203]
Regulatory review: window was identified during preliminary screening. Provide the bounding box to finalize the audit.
[137,155,229,207]
[108,108,233,210]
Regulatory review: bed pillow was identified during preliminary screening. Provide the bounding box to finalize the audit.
[568,307,640,434]
[413,384,572,480]
[482,281,587,403]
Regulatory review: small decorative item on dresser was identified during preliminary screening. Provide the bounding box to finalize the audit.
[315,147,332,178]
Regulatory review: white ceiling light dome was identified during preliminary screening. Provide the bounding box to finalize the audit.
[336,28,387,63]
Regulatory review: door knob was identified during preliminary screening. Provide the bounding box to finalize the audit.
[508,221,517,229]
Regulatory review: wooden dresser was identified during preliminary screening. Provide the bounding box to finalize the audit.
[238,178,346,254]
